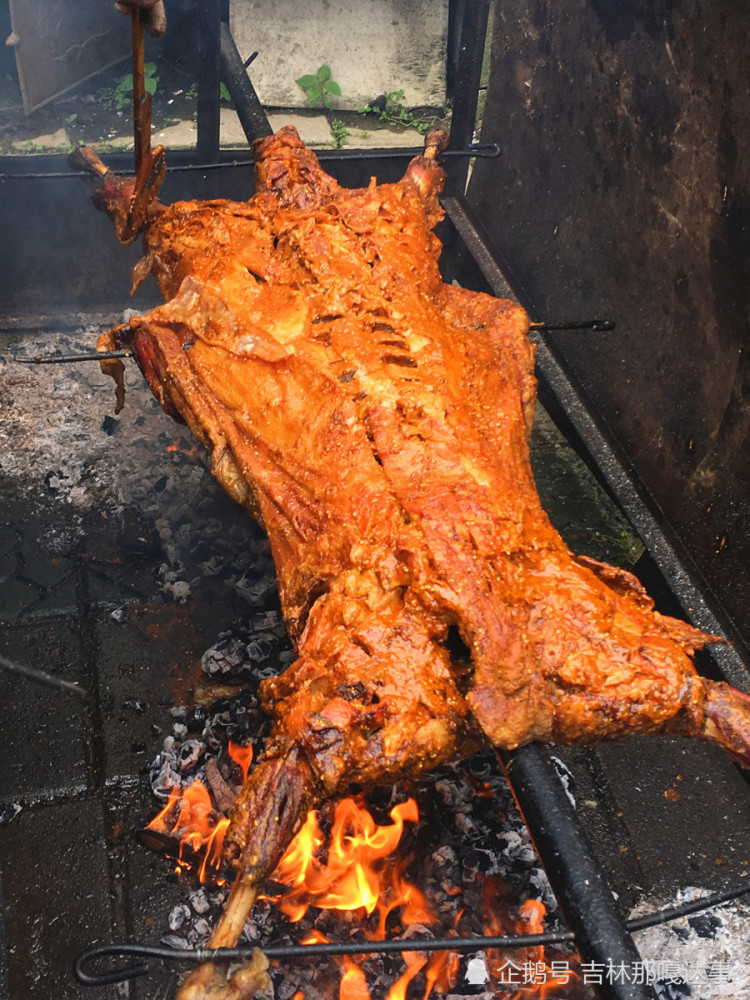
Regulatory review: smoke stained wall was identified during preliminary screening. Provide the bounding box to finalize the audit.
[468,0,750,651]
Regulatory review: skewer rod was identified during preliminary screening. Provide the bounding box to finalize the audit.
[0,654,87,699]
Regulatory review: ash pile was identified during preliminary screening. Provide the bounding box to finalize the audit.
[1,324,277,610]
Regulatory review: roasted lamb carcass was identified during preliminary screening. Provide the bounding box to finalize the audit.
[80,126,750,998]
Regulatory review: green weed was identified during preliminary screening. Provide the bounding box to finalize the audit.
[359,89,436,134]
[330,118,348,148]
[100,62,159,112]
[296,65,341,109]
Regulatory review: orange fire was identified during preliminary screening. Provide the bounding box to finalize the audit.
[227,739,254,781]
[266,797,463,1000]
[145,740,253,884]
[271,797,422,924]
[147,749,578,1000]
[481,877,579,999]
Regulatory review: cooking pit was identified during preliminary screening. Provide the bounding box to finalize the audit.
[2,318,750,1000]
[2,3,750,1000]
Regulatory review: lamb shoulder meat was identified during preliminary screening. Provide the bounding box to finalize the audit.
[87,126,750,998]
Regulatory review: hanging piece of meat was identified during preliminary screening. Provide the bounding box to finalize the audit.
[78,126,750,999]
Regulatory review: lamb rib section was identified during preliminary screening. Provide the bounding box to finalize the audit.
[86,126,750,998]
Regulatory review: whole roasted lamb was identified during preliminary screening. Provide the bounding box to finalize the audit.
[79,126,750,999]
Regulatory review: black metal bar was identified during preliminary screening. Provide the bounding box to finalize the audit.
[74,880,750,988]
[500,745,658,1000]
[4,144,500,182]
[442,193,750,689]
[219,23,272,144]
[445,0,491,193]
[531,319,616,332]
[196,0,222,163]
[0,653,88,699]
[12,350,130,364]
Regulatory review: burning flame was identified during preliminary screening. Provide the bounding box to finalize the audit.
[147,748,578,1000]
[266,797,462,1000]
[144,740,253,885]
[227,739,254,780]
[271,796,421,923]
[481,877,579,999]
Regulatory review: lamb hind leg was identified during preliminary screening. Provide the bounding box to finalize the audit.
[176,746,318,1000]
[701,679,750,766]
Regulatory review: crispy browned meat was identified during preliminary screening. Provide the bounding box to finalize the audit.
[87,126,750,998]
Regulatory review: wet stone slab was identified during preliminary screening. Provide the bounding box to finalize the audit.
[93,601,231,785]
[0,798,113,1000]
[0,619,90,804]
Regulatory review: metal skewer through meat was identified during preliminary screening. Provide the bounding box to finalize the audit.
[75,124,750,998]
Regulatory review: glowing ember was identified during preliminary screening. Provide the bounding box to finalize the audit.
[481,877,580,999]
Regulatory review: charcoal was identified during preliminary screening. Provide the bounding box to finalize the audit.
[204,757,236,813]
[432,844,458,869]
[150,744,181,799]
[189,888,211,915]
[168,903,192,931]
[461,847,499,877]
[161,932,193,951]
[178,739,205,772]
[191,917,212,941]
[201,612,292,682]
[686,914,721,939]
[186,705,209,730]
[202,636,247,676]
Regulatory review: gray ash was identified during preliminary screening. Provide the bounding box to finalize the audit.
[201,611,294,681]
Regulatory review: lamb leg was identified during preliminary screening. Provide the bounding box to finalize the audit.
[176,747,317,1000]
[702,680,750,766]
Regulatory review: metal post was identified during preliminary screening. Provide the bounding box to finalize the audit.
[220,23,272,143]
[501,745,658,1000]
[445,0,491,193]
[197,0,222,163]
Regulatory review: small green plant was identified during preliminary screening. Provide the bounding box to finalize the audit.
[330,118,348,148]
[295,65,341,109]
[220,82,231,103]
[65,113,78,126]
[100,62,159,111]
[359,89,435,134]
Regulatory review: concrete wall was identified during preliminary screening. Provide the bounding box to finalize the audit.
[229,0,448,110]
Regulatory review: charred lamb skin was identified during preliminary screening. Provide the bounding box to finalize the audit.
[89,126,750,997]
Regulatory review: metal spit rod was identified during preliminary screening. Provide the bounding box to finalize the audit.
[9,321,614,366]
[501,746,658,1000]
[73,843,750,988]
